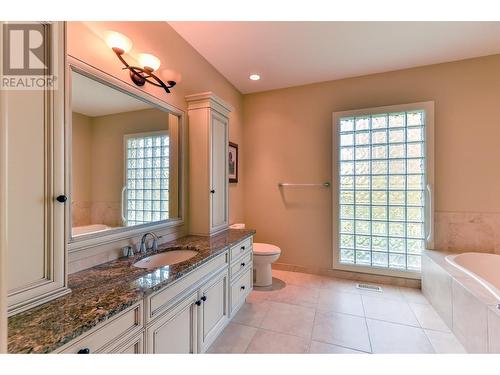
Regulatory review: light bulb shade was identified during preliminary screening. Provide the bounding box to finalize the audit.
[160,69,182,83]
[138,53,161,72]
[105,31,132,54]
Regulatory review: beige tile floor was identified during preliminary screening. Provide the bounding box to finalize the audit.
[208,269,467,354]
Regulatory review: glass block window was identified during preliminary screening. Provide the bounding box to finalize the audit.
[124,132,169,226]
[338,110,426,272]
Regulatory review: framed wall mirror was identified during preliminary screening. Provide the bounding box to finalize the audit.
[68,61,184,244]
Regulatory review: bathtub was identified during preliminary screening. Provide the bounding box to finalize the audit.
[445,252,500,301]
[422,250,500,353]
[72,224,112,237]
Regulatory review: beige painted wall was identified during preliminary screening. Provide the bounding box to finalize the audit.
[67,22,245,227]
[243,54,500,269]
[72,112,92,226]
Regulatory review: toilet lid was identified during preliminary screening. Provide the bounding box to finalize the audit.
[253,243,282,256]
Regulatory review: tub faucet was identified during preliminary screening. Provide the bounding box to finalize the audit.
[139,232,160,254]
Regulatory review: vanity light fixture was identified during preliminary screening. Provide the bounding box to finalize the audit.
[249,74,261,81]
[105,31,177,94]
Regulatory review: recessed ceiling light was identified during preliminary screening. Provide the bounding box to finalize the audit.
[249,74,261,81]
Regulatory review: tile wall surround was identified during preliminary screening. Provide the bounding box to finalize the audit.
[487,306,500,353]
[435,211,500,254]
[72,201,122,228]
[71,201,91,227]
[89,201,122,227]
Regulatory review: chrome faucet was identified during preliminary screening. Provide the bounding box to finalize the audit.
[139,232,160,254]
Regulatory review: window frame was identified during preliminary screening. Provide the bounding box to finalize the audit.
[123,130,170,227]
[332,101,435,279]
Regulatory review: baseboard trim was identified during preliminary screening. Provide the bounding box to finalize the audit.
[272,262,421,289]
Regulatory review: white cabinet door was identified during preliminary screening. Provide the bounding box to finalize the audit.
[146,291,199,354]
[113,334,144,354]
[210,111,228,232]
[186,92,231,236]
[198,269,229,352]
[4,22,69,315]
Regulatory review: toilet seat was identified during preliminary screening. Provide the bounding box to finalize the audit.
[253,243,281,256]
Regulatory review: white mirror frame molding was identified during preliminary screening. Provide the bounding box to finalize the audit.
[66,56,186,253]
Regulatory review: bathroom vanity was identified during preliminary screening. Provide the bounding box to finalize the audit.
[5,22,247,354]
[8,230,254,353]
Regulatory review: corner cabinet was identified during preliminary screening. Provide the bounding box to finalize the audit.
[3,22,70,316]
[186,92,232,236]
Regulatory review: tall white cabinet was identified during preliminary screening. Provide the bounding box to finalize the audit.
[186,92,231,236]
[3,22,69,315]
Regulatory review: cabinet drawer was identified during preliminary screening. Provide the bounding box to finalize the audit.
[230,237,252,264]
[230,266,252,313]
[230,252,252,277]
[111,332,144,354]
[147,251,228,322]
[59,302,143,354]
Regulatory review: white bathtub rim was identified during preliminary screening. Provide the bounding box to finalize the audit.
[445,253,500,303]
[72,224,113,237]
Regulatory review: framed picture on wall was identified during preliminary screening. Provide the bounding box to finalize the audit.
[228,142,238,183]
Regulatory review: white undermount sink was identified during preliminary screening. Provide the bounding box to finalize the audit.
[133,250,198,269]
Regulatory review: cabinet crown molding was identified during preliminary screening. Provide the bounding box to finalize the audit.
[185,92,233,116]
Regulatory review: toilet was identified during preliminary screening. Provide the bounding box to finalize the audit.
[229,224,282,287]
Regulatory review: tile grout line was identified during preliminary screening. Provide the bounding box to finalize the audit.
[236,304,316,342]
[241,326,258,354]
[307,308,318,353]
[310,337,372,354]
[360,291,374,353]
[407,301,452,333]
[403,296,436,352]
[242,296,274,354]
[257,289,439,330]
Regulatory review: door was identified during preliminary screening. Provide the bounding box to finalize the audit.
[198,269,229,352]
[210,111,228,232]
[146,291,199,353]
[5,22,69,315]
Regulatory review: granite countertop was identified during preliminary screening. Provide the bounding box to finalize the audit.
[8,229,255,354]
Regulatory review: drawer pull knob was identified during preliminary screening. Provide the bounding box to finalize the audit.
[201,296,207,302]
[77,348,90,354]
[210,189,215,194]
[56,195,68,203]
[241,262,246,267]
[240,246,245,251]
[195,300,202,306]
[240,286,246,290]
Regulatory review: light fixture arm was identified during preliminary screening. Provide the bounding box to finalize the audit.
[112,47,176,94]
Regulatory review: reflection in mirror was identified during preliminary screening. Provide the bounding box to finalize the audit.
[70,70,181,239]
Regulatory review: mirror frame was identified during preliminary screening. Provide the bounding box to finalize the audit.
[66,56,186,252]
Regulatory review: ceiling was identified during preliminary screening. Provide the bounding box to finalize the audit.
[169,22,500,94]
[72,71,151,117]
